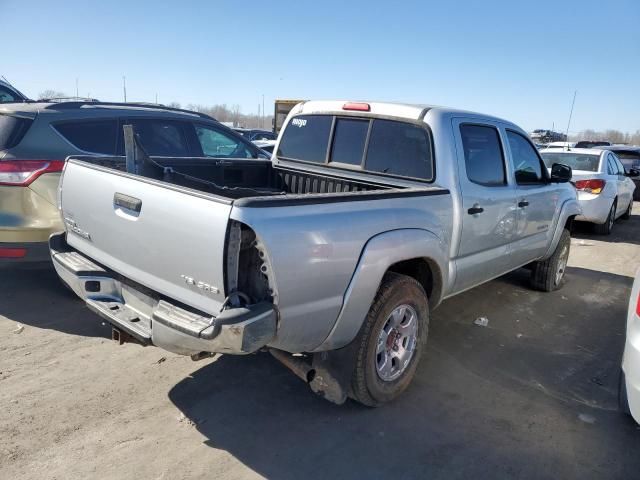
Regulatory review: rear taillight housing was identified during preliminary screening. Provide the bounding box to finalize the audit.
[0,160,65,186]
[574,179,605,194]
[636,292,640,317]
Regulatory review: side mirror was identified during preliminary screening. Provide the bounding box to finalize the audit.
[626,168,640,177]
[550,163,572,183]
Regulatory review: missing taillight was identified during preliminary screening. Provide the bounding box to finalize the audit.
[226,221,277,307]
[0,160,64,186]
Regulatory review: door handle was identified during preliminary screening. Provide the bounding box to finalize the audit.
[518,200,529,208]
[467,206,484,215]
[114,192,142,213]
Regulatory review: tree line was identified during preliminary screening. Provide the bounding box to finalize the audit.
[569,129,640,146]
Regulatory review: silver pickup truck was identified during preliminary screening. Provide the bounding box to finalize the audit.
[50,101,579,405]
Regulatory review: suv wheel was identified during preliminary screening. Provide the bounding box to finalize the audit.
[350,272,428,406]
[530,229,570,292]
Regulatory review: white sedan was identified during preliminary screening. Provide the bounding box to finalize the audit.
[541,148,637,234]
[620,268,640,423]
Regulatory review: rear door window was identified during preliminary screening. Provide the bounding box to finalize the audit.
[53,120,118,155]
[330,118,368,166]
[194,124,254,158]
[613,155,626,175]
[277,115,332,163]
[125,119,190,156]
[460,124,506,186]
[365,119,433,179]
[0,115,33,150]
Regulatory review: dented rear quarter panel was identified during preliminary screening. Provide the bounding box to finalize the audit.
[230,192,453,352]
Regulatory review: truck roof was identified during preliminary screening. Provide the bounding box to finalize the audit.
[296,100,515,126]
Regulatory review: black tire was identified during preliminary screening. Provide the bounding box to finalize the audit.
[530,229,570,292]
[594,201,616,235]
[619,369,632,416]
[621,200,632,220]
[349,272,429,407]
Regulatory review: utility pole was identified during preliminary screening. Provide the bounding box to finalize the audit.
[258,103,261,127]
[75,78,79,98]
[262,94,265,129]
[155,92,158,104]
[123,76,127,102]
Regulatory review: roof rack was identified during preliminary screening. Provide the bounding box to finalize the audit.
[42,100,217,121]
[40,97,100,103]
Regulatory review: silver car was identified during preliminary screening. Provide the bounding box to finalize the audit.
[541,148,637,234]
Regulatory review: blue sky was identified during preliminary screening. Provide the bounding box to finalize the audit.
[2,0,638,133]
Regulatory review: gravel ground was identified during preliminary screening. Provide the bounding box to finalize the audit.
[1,204,639,480]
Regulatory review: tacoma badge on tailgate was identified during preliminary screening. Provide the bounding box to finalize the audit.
[180,274,220,294]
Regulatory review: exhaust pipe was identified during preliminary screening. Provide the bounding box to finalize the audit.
[269,348,347,404]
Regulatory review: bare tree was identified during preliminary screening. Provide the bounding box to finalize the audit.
[38,90,67,100]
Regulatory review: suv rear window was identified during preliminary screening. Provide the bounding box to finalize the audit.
[278,114,434,180]
[54,120,118,155]
[0,115,33,150]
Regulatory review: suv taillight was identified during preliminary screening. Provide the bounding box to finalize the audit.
[0,160,65,186]
[636,291,640,317]
[574,179,605,194]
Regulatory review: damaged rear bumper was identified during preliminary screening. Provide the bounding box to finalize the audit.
[49,232,276,356]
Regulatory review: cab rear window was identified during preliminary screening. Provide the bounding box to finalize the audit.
[277,114,433,181]
[0,115,33,150]
[277,115,332,163]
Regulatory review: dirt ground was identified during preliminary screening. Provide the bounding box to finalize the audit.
[2,205,640,480]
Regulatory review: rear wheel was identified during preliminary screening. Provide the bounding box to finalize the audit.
[530,229,570,292]
[621,200,632,220]
[594,201,616,235]
[350,272,429,406]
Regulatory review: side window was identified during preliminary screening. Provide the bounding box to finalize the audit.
[365,119,433,180]
[0,86,19,103]
[330,118,368,166]
[460,124,505,186]
[126,119,190,156]
[506,130,545,184]
[53,120,118,155]
[252,132,275,141]
[277,115,332,163]
[613,155,626,175]
[607,156,618,175]
[195,125,253,158]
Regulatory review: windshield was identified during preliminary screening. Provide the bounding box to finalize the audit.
[541,152,600,172]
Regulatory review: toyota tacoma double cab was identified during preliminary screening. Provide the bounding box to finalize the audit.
[50,101,579,406]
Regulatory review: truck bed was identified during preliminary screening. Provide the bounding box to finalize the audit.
[71,155,403,203]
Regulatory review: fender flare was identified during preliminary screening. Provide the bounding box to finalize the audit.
[311,228,448,352]
[543,198,581,259]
